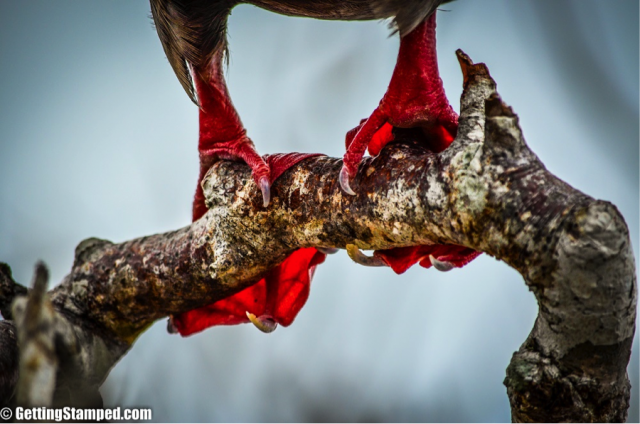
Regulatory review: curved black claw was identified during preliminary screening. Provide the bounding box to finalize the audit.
[259,177,271,207]
[346,244,387,267]
[246,311,277,333]
[317,247,339,255]
[167,317,179,334]
[339,166,356,196]
[429,255,455,272]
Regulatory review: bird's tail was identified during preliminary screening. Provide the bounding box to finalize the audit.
[150,0,239,106]
[371,0,453,37]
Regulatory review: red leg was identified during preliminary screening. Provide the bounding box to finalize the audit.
[341,12,481,276]
[171,47,330,335]
[192,55,271,221]
[341,11,457,194]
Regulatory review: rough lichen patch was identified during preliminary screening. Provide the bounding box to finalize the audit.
[451,142,488,220]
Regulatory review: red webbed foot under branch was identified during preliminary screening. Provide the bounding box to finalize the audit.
[173,246,326,336]
[340,11,457,195]
[177,152,325,336]
[347,244,481,274]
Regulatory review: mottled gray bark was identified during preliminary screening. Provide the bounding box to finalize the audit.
[0,51,635,421]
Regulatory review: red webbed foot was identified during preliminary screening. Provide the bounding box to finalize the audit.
[176,152,327,336]
[172,245,327,336]
[347,244,481,274]
[340,11,457,194]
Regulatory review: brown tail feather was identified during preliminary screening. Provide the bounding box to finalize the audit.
[371,0,453,37]
[150,0,237,106]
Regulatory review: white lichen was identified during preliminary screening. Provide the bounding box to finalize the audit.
[451,142,488,218]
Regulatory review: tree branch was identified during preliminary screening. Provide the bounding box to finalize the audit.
[0,51,635,421]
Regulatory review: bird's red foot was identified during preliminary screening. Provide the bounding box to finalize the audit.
[180,59,329,335]
[193,135,272,219]
[172,246,327,336]
[347,244,481,274]
[192,71,274,220]
[339,12,478,273]
[340,11,457,194]
[176,152,326,336]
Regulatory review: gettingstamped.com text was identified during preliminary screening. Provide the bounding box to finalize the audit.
[1,406,152,422]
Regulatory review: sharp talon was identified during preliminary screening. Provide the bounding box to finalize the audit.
[259,177,271,207]
[346,244,387,267]
[339,166,356,196]
[429,255,455,272]
[317,247,339,255]
[246,311,277,333]
[167,317,179,334]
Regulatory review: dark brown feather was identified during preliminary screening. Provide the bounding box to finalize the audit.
[150,0,237,105]
[371,0,453,36]
[245,0,377,20]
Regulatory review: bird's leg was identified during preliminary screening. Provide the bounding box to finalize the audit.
[340,11,457,194]
[193,54,271,220]
[177,67,327,335]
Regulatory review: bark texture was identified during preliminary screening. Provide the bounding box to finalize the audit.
[0,51,635,421]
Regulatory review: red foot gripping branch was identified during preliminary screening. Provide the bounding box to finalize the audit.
[151,0,478,335]
[341,11,480,275]
[175,153,326,336]
[340,12,458,195]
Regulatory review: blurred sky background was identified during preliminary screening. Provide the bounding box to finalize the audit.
[0,0,637,422]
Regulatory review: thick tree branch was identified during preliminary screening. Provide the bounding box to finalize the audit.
[0,51,635,421]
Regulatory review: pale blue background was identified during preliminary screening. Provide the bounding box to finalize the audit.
[0,1,637,422]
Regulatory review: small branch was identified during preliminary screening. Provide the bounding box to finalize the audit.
[4,262,127,408]
[0,51,634,420]
[14,262,56,407]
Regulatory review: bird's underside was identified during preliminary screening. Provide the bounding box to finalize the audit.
[151,0,479,336]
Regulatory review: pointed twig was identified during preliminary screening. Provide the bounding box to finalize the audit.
[13,262,56,407]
